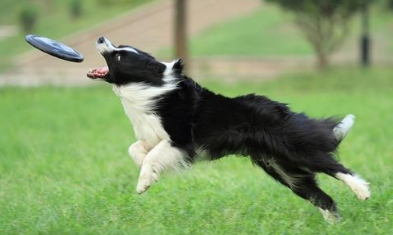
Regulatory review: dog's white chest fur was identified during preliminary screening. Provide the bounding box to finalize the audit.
[121,101,167,147]
[113,83,176,147]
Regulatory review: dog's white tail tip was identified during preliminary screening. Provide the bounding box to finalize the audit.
[333,114,355,141]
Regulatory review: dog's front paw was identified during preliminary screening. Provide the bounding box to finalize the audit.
[136,171,157,194]
[136,178,150,194]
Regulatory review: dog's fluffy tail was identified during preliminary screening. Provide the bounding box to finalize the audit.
[333,114,355,142]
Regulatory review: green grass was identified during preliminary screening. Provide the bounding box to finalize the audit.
[1,68,393,234]
[189,4,312,57]
[0,0,153,72]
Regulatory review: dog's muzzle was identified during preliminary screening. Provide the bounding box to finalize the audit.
[96,36,115,55]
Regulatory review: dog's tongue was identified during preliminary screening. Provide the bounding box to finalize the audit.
[87,66,109,79]
[95,66,108,74]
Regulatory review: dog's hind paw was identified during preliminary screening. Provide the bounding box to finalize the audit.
[352,177,371,200]
[336,173,370,200]
[319,208,341,224]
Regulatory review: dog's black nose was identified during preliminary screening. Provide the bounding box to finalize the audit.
[97,36,105,44]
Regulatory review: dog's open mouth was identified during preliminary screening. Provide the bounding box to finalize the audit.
[87,66,109,79]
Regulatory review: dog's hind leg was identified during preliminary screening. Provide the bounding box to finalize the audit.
[254,159,340,223]
[335,172,370,200]
[306,156,371,201]
[290,176,341,223]
[128,140,151,168]
[136,140,189,194]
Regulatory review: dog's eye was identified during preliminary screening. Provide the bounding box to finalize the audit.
[117,55,121,61]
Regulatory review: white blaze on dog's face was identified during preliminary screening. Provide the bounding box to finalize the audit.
[87,37,167,85]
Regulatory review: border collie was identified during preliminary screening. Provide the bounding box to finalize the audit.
[87,37,370,222]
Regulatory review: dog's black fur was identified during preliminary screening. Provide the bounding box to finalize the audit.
[157,61,350,215]
[88,37,368,221]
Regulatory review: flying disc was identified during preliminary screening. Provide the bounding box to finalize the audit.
[25,34,84,62]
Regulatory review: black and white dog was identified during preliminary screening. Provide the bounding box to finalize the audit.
[87,37,370,222]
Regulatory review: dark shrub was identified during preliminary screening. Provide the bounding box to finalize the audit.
[70,0,83,19]
[19,5,39,33]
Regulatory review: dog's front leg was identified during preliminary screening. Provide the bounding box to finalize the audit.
[136,140,188,194]
[128,140,151,168]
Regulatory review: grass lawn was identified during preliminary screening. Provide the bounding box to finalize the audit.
[1,68,393,234]
[189,4,312,57]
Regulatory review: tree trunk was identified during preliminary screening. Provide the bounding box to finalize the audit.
[174,0,188,68]
[317,51,328,70]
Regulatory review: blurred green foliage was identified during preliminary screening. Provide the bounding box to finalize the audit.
[265,0,372,14]
[385,0,393,9]
[70,0,83,19]
[0,0,153,25]
[265,0,376,69]
[19,4,39,33]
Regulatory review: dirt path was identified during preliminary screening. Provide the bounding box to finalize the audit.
[0,0,261,86]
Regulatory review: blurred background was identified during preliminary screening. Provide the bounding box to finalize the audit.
[0,0,392,84]
[1,0,393,234]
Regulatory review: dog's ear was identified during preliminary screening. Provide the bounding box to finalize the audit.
[172,59,185,75]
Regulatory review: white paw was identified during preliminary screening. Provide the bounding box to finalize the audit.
[136,174,152,194]
[319,208,341,224]
[136,171,158,194]
[336,173,371,200]
[352,178,371,200]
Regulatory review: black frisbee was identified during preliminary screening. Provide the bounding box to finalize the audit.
[25,34,84,63]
